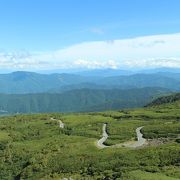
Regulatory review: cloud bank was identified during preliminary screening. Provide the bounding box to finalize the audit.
[1,33,180,70]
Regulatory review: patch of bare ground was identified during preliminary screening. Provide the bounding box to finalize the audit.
[146,138,176,146]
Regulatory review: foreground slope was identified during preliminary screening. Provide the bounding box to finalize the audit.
[0,97,179,179]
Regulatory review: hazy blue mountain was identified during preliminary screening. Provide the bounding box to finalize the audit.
[74,68,133,77]
[156,72,180,81]
[0,71,99,94]
[99,74,180,90]
[48,83,136,93]
[0,71,180,94]
[36,67,180,75]
[0,87,171,114]
[138,67,180,74]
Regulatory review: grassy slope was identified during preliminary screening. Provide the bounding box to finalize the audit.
[125,170,179,180]
[0,100,179,179]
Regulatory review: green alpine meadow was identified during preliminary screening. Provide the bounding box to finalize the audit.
[0,93,179,179]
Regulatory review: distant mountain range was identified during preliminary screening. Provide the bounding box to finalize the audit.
[0,71,97,94]
[31,67,180,75]
[0,68,179,114]
[0,70,180,94]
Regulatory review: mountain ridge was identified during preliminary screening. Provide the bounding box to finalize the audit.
[146,93,180,107]
[0,71,179,94]
[0,87,170,114]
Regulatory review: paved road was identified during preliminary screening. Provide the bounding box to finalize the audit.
[51,118,64,129]
[96,124,146,149]
[133,126,146,148]
[122,126,146,148]
[97,124,109,148]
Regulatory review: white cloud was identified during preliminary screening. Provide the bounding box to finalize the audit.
[124,57,180,68]
[1,33,180,70]
[74,59,119,69]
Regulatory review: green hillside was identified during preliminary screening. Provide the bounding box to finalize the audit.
[0,99,179,179]
[0,87,170,114]
[146,93,180,107]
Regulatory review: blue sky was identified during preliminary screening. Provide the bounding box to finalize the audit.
[0,0,180,70]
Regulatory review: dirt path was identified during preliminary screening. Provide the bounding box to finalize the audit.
[97,124,146,149]
[133,126,146,148]
[97,124,109,148]
[50,118,64,128]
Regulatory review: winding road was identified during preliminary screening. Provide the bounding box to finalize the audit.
[97,124,146,149]
[50,118,146,149]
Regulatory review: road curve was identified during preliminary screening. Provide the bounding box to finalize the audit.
[97,124,109,148]
[96,124,146,149]
[131,126,146,148]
